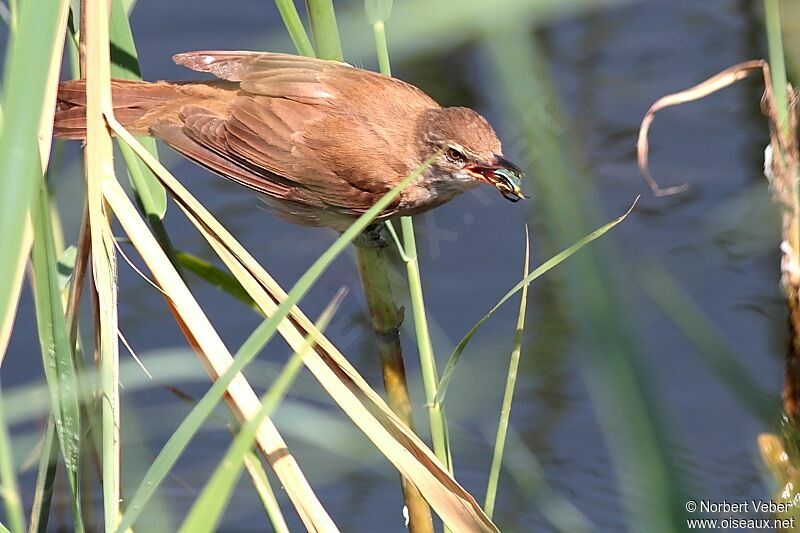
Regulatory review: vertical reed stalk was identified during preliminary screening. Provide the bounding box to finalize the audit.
[353,235,434,533]
[765,0,790,133]
[305,0,342,61]
[372,19,391,75]
[764,0,798,269]
[400,219,452,470]
[762,0,800,423]
[275,0,315,57]
[484,234,530,519]
[83,0,122,527]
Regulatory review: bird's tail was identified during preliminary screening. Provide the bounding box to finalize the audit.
[53,79,182,139]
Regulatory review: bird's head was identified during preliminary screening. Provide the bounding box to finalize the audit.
[418,107,526,202]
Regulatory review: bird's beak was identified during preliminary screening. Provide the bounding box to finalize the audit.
[465,154,527,202]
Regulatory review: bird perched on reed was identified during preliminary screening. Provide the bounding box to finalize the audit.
[54,51,525,230]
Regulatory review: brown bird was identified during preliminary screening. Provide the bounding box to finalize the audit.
[54,51,525,230]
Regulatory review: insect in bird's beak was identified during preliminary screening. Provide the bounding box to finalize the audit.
[465,154,527,202]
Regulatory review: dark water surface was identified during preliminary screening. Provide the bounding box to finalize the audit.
[3,0,788,531]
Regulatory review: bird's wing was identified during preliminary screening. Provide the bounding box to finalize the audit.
[167,51,435,216]
[151,110,310,202]
[225,95,391,212]
[173,51,338,102]
[172,51,263,81]
[172,50,434,107]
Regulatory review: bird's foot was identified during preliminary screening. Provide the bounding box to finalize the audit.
[354,224,388,249]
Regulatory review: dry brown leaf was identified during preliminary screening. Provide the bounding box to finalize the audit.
[637,60,769,196]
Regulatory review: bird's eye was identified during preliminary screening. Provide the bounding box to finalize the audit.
[445,146,467,164]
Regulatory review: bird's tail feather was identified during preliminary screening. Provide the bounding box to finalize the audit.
[53,79,180,139]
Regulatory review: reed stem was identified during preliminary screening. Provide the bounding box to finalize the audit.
[399,217,452,471]
[353,228,434,533]
[484,235,530,519]
[305,0,342,62]
[274,0,315,57]
[372,20,391,76]
[761,1,800,438]
[765,0,789,133]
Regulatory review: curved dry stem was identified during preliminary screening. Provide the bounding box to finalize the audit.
[637,59,769,196]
